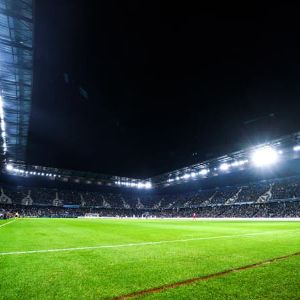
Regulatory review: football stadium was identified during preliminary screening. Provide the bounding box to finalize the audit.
[1,1,300,299]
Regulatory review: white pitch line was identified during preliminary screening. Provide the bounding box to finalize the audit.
[0,228,299,256]
[0,219,16,229]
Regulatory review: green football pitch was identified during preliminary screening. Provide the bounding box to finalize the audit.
[0,218,299,300]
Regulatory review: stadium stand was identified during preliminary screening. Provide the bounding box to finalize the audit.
[1,175,300,219]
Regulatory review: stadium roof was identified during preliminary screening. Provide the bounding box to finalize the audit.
[150,132,300,188]
[4,131,300,190]
[0,0,33,162]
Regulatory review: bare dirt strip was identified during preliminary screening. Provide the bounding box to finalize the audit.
[112,251,300,300]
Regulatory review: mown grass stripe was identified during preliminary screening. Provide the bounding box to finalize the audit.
[0,228,299,256]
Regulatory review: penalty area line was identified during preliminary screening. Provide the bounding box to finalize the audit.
[0,228,299,256]
[112,251,300,300]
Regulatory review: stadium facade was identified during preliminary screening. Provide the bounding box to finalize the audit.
[0,0,33,162]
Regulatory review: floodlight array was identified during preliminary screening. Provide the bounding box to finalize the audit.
[168,168,210,183]
[166,159,250,183]
[5,164,60,178]
[3,133,300,190]
[115,180,152,189]
[161,141,300,187]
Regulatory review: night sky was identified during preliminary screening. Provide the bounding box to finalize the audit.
[27,1,300,178]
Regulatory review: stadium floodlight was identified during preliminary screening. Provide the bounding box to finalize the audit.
[293,145,300,152]
[219,163,230,171]
[145,182,152,189]
[183,173,191,179]
[190,172,197,178]
[137,182,144,189]
[176,176,180,181]
[251,146,279,167]
[6,164,13,171]
[231,161,239,167]
[199,169,209,175]
[231,160,248,167]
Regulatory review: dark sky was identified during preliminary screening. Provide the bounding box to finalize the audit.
[27,1,300,178]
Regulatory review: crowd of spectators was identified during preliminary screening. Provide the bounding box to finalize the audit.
[1,176,300,219]
[1,200,300,219]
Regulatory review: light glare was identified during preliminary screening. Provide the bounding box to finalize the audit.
[145,182,152,189]
[220,163,230,171]
[293,145,300,152]
[183,173,190,179]
[251,146,279,167]
[199,169,209,175]
[6,164,13,171]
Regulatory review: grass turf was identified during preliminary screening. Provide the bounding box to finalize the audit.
[0,218,299,299]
